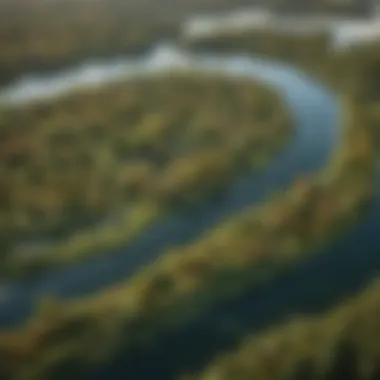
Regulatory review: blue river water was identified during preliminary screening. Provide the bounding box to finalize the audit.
[1,43,379,380]
[0,44,340,328]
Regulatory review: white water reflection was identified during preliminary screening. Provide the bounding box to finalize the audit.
[0,44,197,106]
[0,42,325,108]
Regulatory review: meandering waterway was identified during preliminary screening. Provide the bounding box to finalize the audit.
[0,43,341,328]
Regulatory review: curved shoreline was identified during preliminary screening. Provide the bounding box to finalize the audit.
[0,46,340,327]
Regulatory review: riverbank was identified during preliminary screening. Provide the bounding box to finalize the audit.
[0,53,373,380]
[0,72,292,278]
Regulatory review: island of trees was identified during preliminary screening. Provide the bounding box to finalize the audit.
[0,72,293,277]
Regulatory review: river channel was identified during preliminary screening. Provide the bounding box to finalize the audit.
[0,43,379,380]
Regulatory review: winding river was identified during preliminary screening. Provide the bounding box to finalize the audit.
[0,43,379,379]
